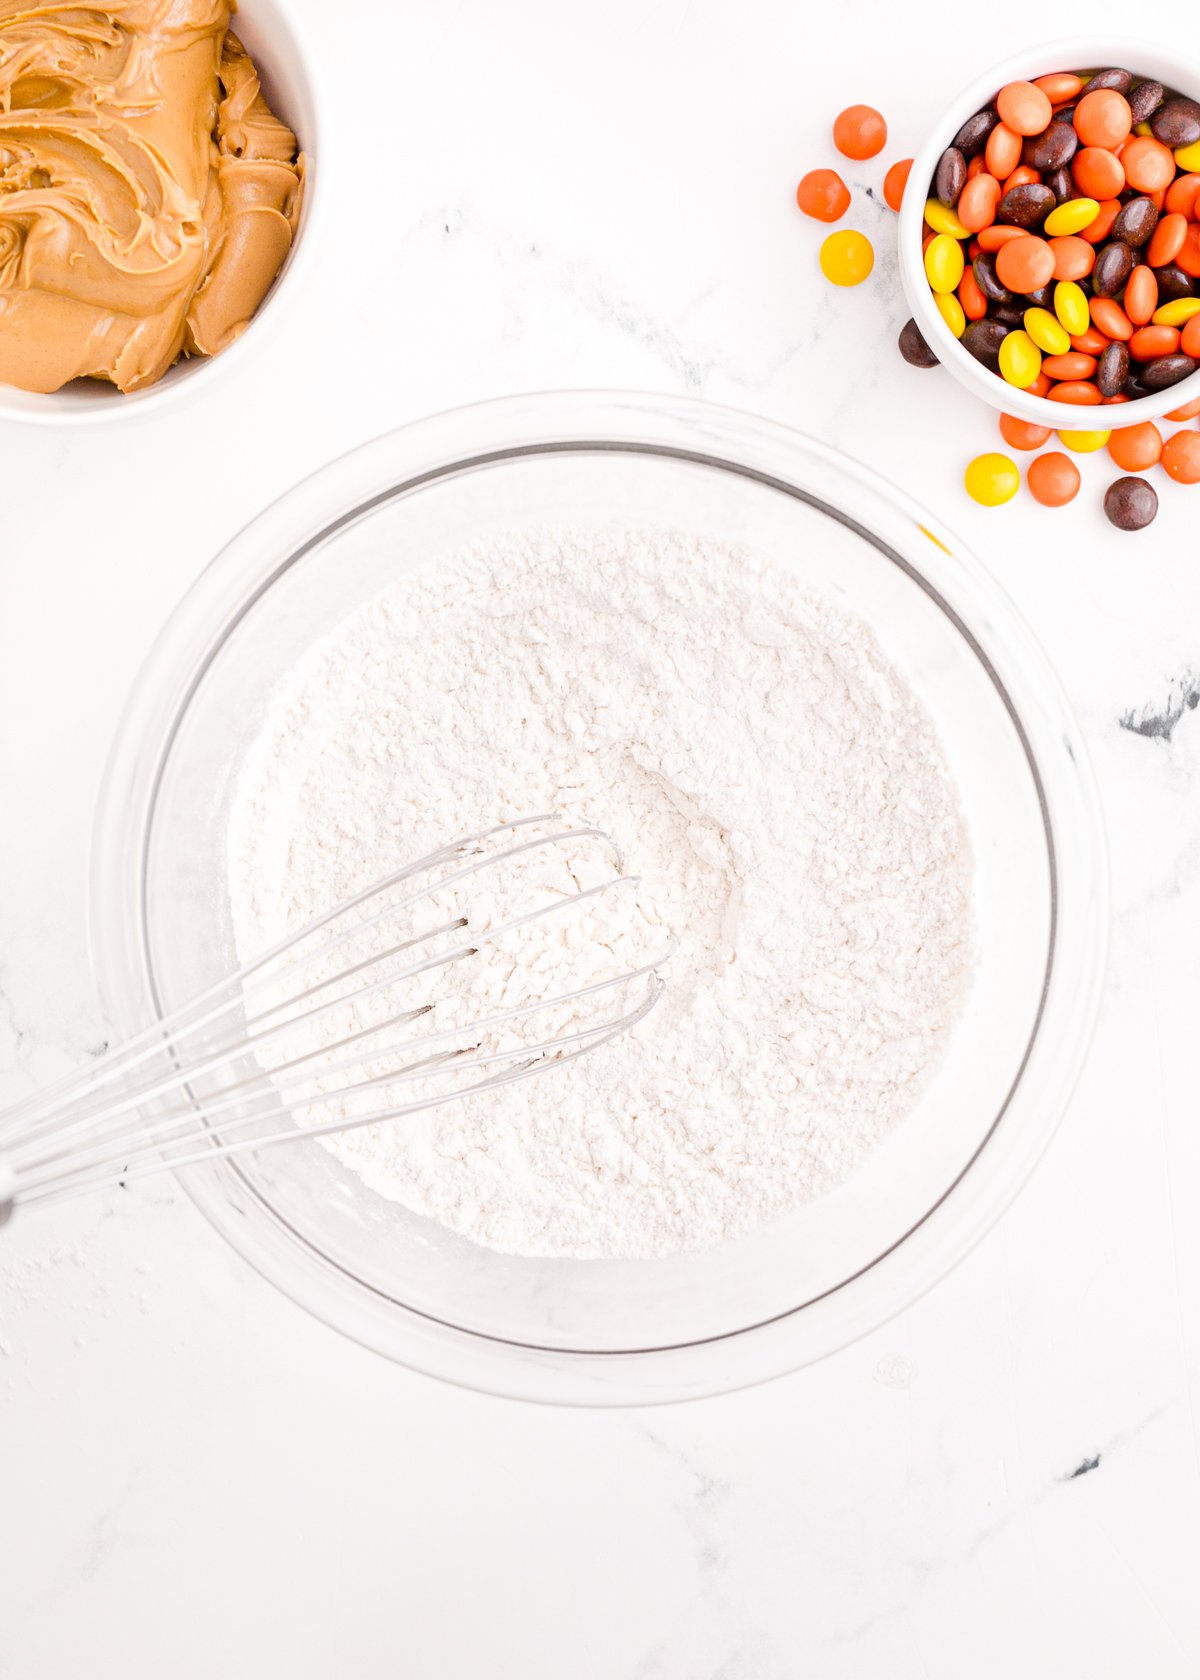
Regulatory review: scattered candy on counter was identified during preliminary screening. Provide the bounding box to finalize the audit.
[963,452,1020,505]
[820,228,875,286]
[834,104,888,161]
[1104,474,1159,529]
[791,70,1200,532]
[1026,451,1080,505]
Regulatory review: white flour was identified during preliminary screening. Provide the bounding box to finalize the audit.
[227,527,974,1259]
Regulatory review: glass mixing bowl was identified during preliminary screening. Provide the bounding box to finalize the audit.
[90,392,1107,1404]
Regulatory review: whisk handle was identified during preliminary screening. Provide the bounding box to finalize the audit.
[0,1160,14,1226]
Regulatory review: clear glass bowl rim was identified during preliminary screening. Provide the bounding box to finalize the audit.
[89,391,1109,1405]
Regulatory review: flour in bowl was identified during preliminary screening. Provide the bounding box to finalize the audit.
[226,527,974,1259]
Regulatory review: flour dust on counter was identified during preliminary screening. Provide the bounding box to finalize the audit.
[227,527,975,1259]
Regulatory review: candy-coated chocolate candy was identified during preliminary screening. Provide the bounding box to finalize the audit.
[1151,297,1200,327]
[924,231,965,293]
[833,104,887,159]
[796,169,851,222]
[998,328,1042,386]
[1024,306,1071,354]
[1044,196,1101,235]
[934,290,967,337]
[1054,279,1091,336]
[1107,422,1162,469]
[1027,451,1081,505]
[964,452,1020,504]
[820,229,874,286]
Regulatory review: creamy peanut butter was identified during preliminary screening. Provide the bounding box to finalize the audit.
[0,2,304,394]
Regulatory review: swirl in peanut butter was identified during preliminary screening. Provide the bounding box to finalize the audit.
[0,2,304,393]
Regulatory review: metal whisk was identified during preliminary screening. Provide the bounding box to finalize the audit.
[0,816,672,1223]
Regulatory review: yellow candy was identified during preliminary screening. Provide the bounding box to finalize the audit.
[998,329,1042,388]
[1054,280,1091,337]
[819,229,874,286]
[1044,197,1101,237]
[923,198,971,239]
[1151,297,1200,327]
[964,453,1019,506]
[1024,306,1071,355]
[924,232,964,294]
[935,290,966,338]
[1174,140,1200,171]
[1134,120,1153,136]
[1058,429,1111,453]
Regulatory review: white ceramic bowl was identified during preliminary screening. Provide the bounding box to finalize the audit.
[0,0,325,426]
[90,392,1108,1405]
[899,36,1200,430]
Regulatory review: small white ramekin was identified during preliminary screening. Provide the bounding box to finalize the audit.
[0,0,326,426]
[899,36,1200,430]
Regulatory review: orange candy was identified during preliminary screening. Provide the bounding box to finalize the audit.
[1073,88,1132,149]
[796,169,851,222]
[996,80,1053,136]
[1027,451,1081,506]
[833,104,887,160]
[1166,393,1200,420]
[958,172,1002,231]
[1161,430,1200,484]
[1002,164,1041,194]
[1107,423,1163,470]
[985,121,1023,180]
[1043,352,1097,380]
[1129,324,1181,361]
[1080,199,1122,244]
[999,413,1053,450]
[1090,297,1134,341]
[976,223,1030,251]
[1070,325,1111,355]
[1048,235,1095,280]
[1072,147,1125,199]
[1182,315,1200,358]
[883,157,913,212]
[1176,224,1200,279]
[1029,371,1053,397]
[958,266,988,321]
[1146,212,1188,269]
[1123,266,1158,326]
[994,234,1055,293]
[1165,172,1200,218]
[1034,72,1084,102]
[1047,381,1103,405]
[1121,135,1176,193]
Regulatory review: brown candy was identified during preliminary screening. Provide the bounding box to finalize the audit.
[962,317,1009,371]
[1092,240,1135,297]
[953,107,999,157]
[1141,352,1199,389]
[1104,476,1158,530]
[1111,196,1160,247]
[1128,80,1165,123]
[997,183,1056,227]
[972,252,1011,303]
[935,147,967,208]
[1045,165,1074,205]
[1097,340,1130,395]
[898,318,939,367]
[1150,96,1200,147]
[1023,121,1078,171]
[1087,68,1134,93]
[1154,263,1197,302]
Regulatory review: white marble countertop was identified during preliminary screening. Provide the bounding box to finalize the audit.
[2,3,1198,1674]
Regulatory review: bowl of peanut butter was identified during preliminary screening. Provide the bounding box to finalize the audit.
[0,0,321,421]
